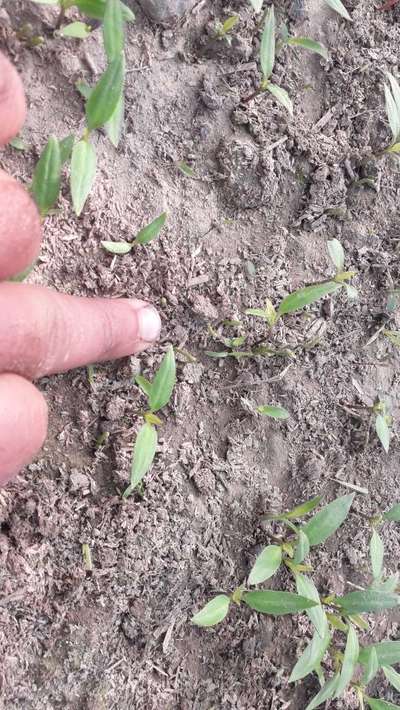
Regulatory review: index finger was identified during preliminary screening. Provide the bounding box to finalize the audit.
[0,52,26,145]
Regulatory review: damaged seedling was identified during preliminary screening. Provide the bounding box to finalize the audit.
[101,212,167,255]
[123,346,176,498]
[192,494,400,708]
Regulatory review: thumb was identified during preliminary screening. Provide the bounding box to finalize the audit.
[0,284,161,379]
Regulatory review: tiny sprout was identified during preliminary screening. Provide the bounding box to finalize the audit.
[373,398,392,453]
[101,212,167,255]
[257,404,289,419]
[59,21,92,37]
[383,72,400,154]
[215,15,238,44]
[178,161,194,177]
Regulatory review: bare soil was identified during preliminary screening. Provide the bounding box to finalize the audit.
[0,0,400,708]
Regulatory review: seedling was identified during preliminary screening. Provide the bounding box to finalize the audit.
[383,72,400,154]
[192,494,400,708]
[257,404,289,419]
[101,212,167,255]
[340,395,392,453]
[123,346,176,498]
[244,6,328,113]
[214,15,239,45]
[30,0,135,218]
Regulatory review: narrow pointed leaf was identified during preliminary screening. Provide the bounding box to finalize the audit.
[103,0,124,60]
[149,346,176,412]
[289,629,331,682]
[301,494,354,546]
[335,590,400,615]
[383,665,400,692]
[327,238,345,272]
[384,84,400,144]
[370,529,384,580]
[70,139,96,216]
[362,647,379,685]
[376,414,390,453]
[243,590,318,615]
[135,212,167,245]
[135,375,153,398]
[60,21,91,38]
[305,674,340,710]
[267,83,293,115]
[101,240,132,254]
[128,422,157,490]
[31,136,61,217]
[287,37,328,60]
[221,15,239,33]
[294,530,310,563]
[296,574,328,638]
[74,0,135,21]
[278,281,340,316]
[86,55,124,130]
[59,135,75,164]
[249,0,263,10]
[334,624,359,697]
[324,0,351,20]
[386,73,400,115]
[378,573,399,592]
[365,699,400,710]
[359,641,400,667]
[105,92,124,147]
[260,6,275,80]
[191,595,230,627]
[287,496,322,520]
[248,545,282,585]
[76,80,92,100]
[383,504,400,522]
[256,405,289,419]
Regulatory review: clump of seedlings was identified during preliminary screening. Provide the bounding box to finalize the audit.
[123,346,176,498]
[192,494,400,709]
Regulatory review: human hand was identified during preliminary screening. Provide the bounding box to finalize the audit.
[0,52,161,485]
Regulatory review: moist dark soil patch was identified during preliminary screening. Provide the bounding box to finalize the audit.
[0,0,400,707]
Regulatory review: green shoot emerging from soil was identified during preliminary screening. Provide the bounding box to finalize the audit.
[101,212,167,255]
[214,15,239,45]
[192,494,400,709]
[123,346,176,498]
[31,0,134,218]
[383,72,400,154]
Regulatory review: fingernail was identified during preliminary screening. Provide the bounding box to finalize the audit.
[136,305,161,343]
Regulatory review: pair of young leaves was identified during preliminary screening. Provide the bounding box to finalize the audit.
[123,347,176,498]
[31,0,128,218]
[101,212,167,255]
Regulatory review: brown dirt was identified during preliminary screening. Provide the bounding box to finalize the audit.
[1,0,400,708]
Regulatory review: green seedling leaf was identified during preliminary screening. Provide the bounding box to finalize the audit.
[287,37,328,60]
[349,613,369,631]
[327,238,345,272]
[76,80,92,100]
[326,612,348,631]
[9,136,27,150]
[376,414,390,453]
[335,590,400,615]
[302,494,354,547]
[221,15,239,34]
[105,92,124,147]
[362,647,379,685]
[289,628,331,682]
[383,665,400,692]
[191,595,230,627]
[378,573,399,592]
[260,5,275,81]
[135,212,167,245]
[324,0,351,20]
[384,81,400,144]
[296,574,328,638]
[256,405,289,419]
[135,374,153,397]
[31,135,61,218]
[365,699,400,710]
[278,281,340,316]
[294,530,310,564]
[59,134,75,164]
[103,0,124,60]
[248,545,282,585]
[86,55,124,130]
[243,590,318,615]
[249,0,263,10]
[70,139,96,216]
[370,529,384,581]
[334,624,359,697]
[60,21,92,37]
[384,330,400,347]
[287,496,322,520]
[178,161,194,177]
[149,346,176,413]
[125,422,157,492]
[74,0,135,21]
[359,641,400,667]
[386,72,400,115]
[101,240,132,254]
[383,503,400,522]
[386,142,400,153]
[266,83,293,115]
[345,283,358,300]
[305,674,340,710]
